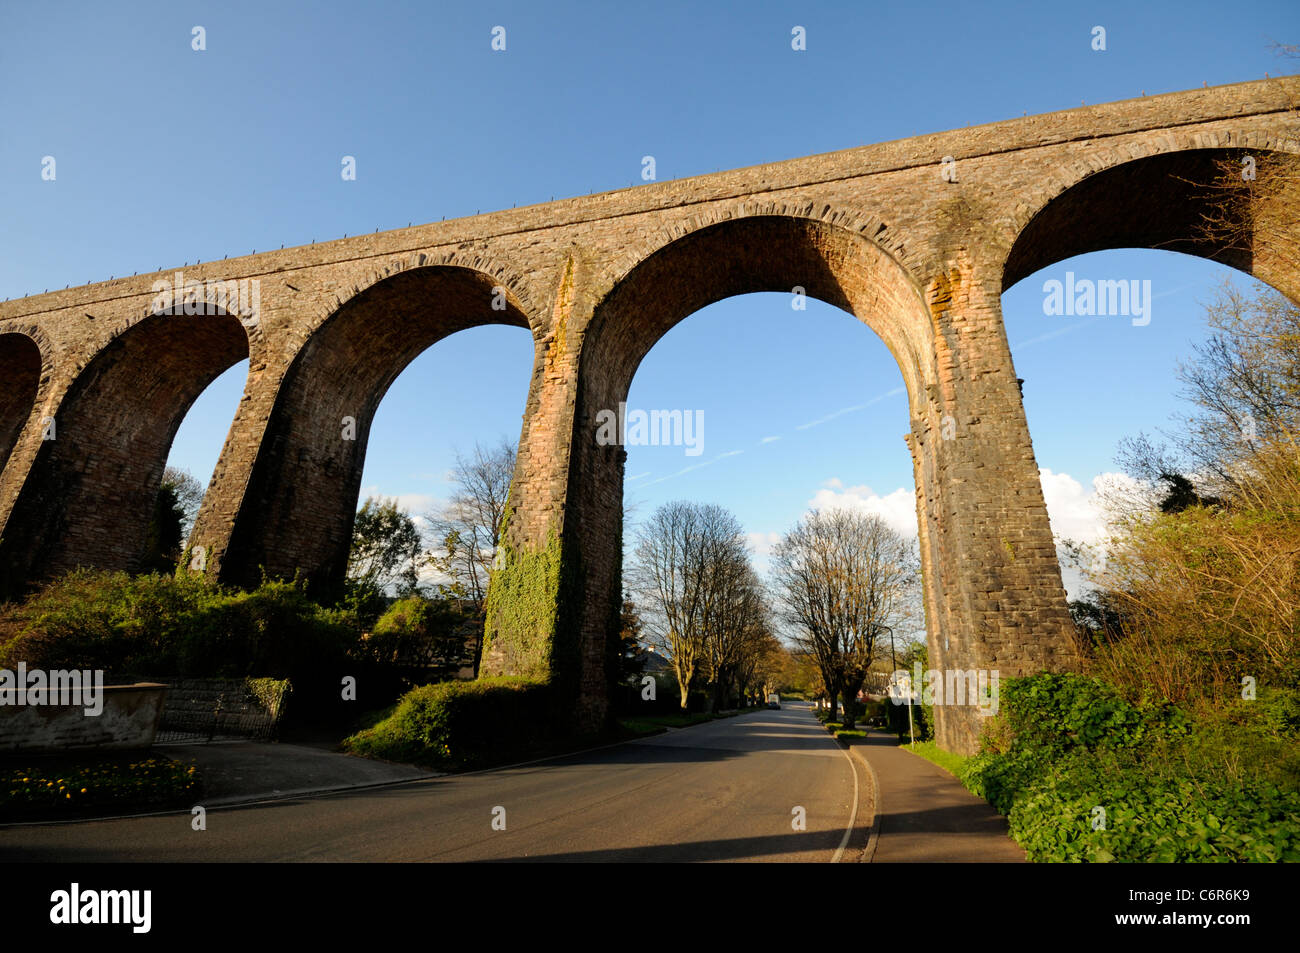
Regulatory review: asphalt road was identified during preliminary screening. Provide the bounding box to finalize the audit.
[3,703,866,863]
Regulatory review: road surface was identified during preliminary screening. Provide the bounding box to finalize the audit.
[3,704,866,862]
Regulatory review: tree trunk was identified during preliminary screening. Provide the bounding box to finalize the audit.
[840,690,859,730]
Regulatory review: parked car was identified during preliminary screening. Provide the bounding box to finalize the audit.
[766,693,781,710]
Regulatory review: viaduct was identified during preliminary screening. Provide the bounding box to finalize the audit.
[2,78,1297,753]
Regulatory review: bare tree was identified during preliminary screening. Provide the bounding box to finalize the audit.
[699,551,770,711]
[734,619,784,707]
[770,509,915,728]
[629,501,752,710]
[424,438,517,607]
[1118,282,1300,503]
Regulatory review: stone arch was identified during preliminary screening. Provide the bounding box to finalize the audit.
[0,331,46,477]
[545,213,941,728]
[1002,135,1300,300]
[215,264,536,597]
[586,210,934,398]
[306,248,547,347]
[0,308,251,597]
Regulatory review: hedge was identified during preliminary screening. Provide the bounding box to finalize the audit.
[341,676,554,769]
[958,673,1300,862]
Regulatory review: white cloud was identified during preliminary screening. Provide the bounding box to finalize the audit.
[746,531,783,557]
[1038,468,1150,545]
[1038,469,1107,545]
[358,487,441,521]
[805,481,919,539]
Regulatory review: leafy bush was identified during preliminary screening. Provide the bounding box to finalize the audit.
[178,579,358,678]
[0,570,362,680]
[958,672,1300,861]
[996,748,1300,863]
[342,676,554,769]
[858,698,888,725]
[363,595,477,676]
[989,672,1188,756]
[0,569,214,674]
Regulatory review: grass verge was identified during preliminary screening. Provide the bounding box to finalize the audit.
[902,740,969,777]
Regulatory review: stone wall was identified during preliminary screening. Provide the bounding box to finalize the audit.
[0,683,166,753]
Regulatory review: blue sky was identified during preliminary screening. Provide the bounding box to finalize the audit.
[3,0,1296,601]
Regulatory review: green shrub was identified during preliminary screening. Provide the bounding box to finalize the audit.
[958,672,1300,862]
[364,595,476,676]
[188,579,357,678]
[992,672,1187,755]
[998,749,1300,862]
[859,698,888,724]
[0,570,363,680]
[0,569,215,674]
[342,676,553,769]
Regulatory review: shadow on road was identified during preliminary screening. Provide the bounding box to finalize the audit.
[473,828,847,862]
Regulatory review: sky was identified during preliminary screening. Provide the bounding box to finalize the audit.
[3,0,1296,609]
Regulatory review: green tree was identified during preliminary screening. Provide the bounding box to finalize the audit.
[162,465,205,542]
[618,595,648,684]
[347,497,422,618]
[365,595,477,680]
[140,479,185,574]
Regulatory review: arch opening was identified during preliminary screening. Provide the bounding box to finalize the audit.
[0,310,251,597]
[216,265,534,597]
[0,333,43,476]
[620,288,926,661]
[1000,147,1300,607]
[559,215,938,726]
[1003,148,1300,301]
